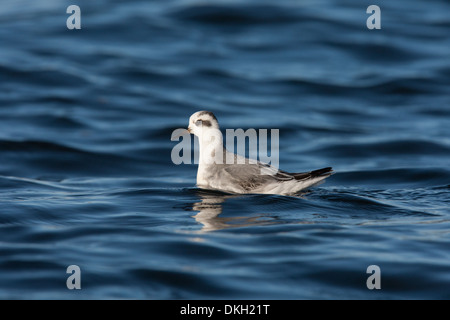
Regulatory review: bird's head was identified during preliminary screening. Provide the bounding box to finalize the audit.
[187,111,220,137]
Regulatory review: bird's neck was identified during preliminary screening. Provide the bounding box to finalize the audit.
[197,128,225,166]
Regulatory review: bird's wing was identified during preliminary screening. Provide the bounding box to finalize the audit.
[217,162,294,192]
[217,151,333,192]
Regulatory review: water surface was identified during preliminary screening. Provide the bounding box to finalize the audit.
[0,0,449,299]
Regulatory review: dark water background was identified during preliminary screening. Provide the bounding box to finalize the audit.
[0,0,449,299]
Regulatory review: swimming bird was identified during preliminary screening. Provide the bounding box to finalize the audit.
[184,111,333,195]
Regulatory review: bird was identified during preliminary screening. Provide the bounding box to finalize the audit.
[183,111,333,195]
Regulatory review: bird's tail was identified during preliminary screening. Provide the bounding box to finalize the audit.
[292,167,333,180]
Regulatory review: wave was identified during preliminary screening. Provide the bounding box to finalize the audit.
[0,64,90,88]
[187,65,444,97]
[167,3,301,25]
[311,139,450,157]
[332,167,450,188]
[0,139,148,177]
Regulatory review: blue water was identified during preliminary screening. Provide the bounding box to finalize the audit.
[1,0,449,299]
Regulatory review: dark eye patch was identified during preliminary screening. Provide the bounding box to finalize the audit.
[195,120,212,127]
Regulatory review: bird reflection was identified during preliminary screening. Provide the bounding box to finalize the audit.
[189,189,307,232]
[191,190,235,232]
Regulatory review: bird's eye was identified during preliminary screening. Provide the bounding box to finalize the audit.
[195,120,202,126]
